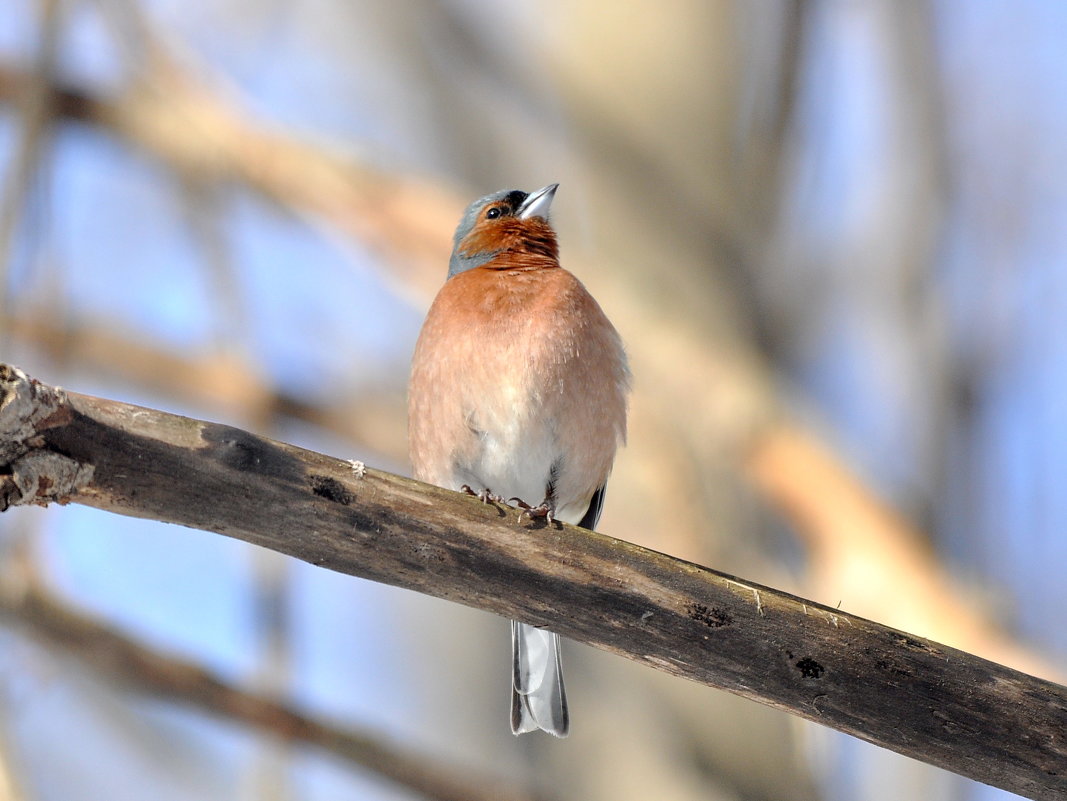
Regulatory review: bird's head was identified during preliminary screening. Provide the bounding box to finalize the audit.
[447,183,560,277]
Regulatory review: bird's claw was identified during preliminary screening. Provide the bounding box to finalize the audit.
[510,497,555,524]
[461,485,505,505]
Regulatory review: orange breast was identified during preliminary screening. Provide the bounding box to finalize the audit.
[408,264,629,521]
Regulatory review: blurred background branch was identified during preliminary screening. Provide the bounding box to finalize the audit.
[0,573,551,801]
[0,0,62,323]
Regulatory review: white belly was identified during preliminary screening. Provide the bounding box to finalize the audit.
[454,387,558,509]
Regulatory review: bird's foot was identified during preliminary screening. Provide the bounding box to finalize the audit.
[461,485,505,505]
[510,497,556,525]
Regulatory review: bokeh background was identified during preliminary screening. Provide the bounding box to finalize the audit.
[1,1,1065,799]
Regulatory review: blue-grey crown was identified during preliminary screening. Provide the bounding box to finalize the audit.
[447,189,529,278]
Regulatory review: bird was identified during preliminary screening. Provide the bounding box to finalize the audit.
[407,183,630,737]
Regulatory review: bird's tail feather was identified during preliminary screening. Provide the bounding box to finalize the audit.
[510,620,569,737]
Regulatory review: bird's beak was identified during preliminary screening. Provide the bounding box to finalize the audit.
[517,183,559,220]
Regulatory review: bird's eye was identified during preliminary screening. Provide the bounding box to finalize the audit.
[486,207,502,220]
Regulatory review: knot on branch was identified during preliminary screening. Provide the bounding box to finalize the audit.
[0,364,93,510]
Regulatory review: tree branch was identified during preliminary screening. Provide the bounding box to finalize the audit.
[1,363,1064,800]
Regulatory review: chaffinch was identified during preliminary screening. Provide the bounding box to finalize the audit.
[408,184,630,737]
